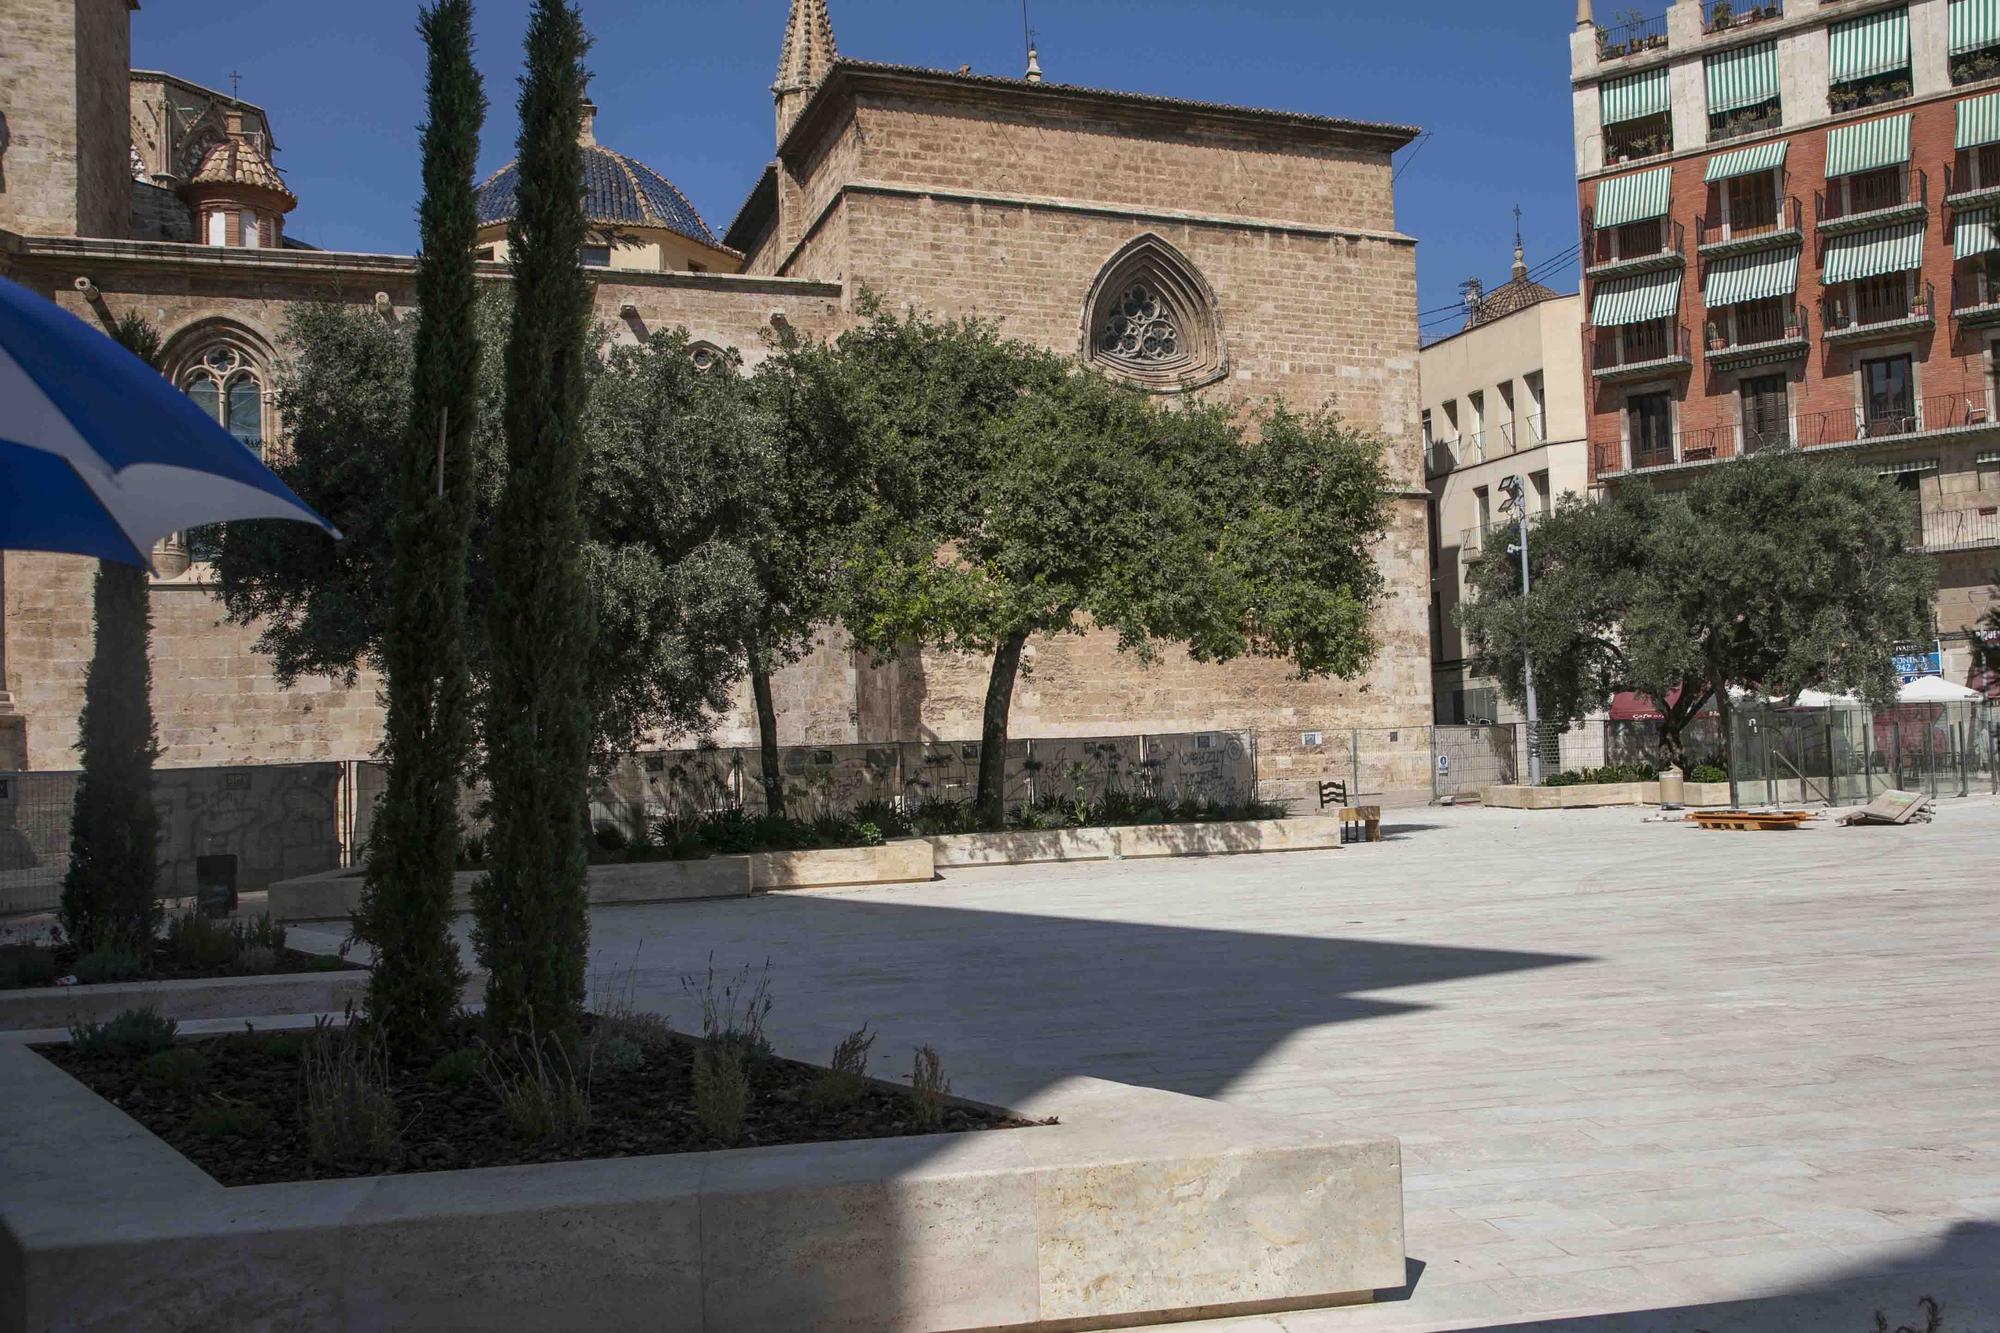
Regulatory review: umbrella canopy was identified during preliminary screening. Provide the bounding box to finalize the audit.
[1897,674,1981,703]
[0,276,336,568]
[1792,688,1861,708]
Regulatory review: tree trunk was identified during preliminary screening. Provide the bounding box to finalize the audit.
[1712,671,1739,806]
[975,629,1031,832]
[749,653,784,818]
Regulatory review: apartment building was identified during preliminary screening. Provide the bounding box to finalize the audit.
[1422,242,1589,728]
[1571,0,2000,686]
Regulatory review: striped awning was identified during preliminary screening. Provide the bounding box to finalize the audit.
[1591,269,1683,326]
[1825,114,1912,178]
[1829,5,1911,85]
[1978,450,2000,463]
[1952,0,2000,55]
[1955,208,2000,259]
[1705,40,1780,114]
[1877,457,1939,476]
[1705,139,1789,183]
[1958,91,2000,150]
[1601,66,1671,126]
[1594,167,1673,228]
[1821,220,1927,283]
[1703,249,1800,306]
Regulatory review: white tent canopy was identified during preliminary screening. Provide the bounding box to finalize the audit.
[1897,675,1981,704]
[1793,688,1861,708]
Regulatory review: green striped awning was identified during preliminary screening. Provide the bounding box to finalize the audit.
[1958,91,2000,150]
[1829,5,1911,85]
[1952,0,2000,55]
[1601,67,1671,126]
[1705,139,1789,183]
[1877,457,1939,475]
[1821,220,1927,283]
[1594,167,1673,228]
[1703,249,1800,306]
[1955,208,2000,259]
[1825,114,1913,178]
[1705,40,1780,114]
[1977,450,2000,463]
[1591,269,1683,326]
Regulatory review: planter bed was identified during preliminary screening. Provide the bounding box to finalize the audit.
[1,1034,1404,1332]
[1480,781,1735,810]
[0,966,381,1031]
[269,840,937,922]
[930,814,1345,868]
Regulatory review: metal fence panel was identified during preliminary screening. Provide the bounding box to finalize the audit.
[1431,725,1517,799]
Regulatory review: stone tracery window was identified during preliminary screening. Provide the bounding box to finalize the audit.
[689,340,725,374]
[1081,234,1226,390]
[157,324,272,575]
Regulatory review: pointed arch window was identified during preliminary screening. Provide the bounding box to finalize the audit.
[157,328,272,574]
[1080,235,1227,390]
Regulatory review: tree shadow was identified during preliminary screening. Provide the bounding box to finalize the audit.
[1449,1221,2000,1332]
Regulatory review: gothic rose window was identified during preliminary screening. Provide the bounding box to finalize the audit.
[1081,235,1226,390]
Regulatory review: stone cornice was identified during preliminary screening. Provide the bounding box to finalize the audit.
[775,179,1416,278]
[0,232,842,298]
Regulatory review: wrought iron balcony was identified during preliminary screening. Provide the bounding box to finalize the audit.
[1597,11,1669,61]
[1702,1,1785,36]
[1498,416,1549,452]
[1815,169,1927,237]
[1590,322,1693,381]
[1920,504,2000,552]
[1594,420,1751,477]
[1584,217,1687,279]
[1424,436,1460,477]
[1822,281,1935,346]
[1944,157,2000,211]
[1696,197,1803,258]
[1791,391,1993,447]
[1704,304,1810,368]
[1952,272,2000,326]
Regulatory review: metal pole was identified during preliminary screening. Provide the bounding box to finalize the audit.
[1503,475,1543,787]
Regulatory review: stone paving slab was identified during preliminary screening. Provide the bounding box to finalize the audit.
[536,796,2000,1332]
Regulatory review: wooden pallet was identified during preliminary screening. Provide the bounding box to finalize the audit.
[1689,810,1817,831]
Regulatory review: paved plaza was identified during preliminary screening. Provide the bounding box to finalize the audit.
[355,796,2000,1332]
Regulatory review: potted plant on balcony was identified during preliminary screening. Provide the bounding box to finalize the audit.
[1912,289,1931,319]
[1706,320,1726,352]
[1710,1,1734,31]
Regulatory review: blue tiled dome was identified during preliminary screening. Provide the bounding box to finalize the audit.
[475,141,723,251]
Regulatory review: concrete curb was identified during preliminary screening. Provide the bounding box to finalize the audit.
[0,1044,1405,1332]
[929,815,1347,868]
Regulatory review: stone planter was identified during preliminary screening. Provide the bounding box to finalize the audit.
[0,967,375,1032]
[929,815,1344,869]
[1479,782,1735,810]
[0,1042,1406,1332]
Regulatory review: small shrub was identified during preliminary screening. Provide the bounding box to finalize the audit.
[691,1044,749,1144]
[164,910,238,971]
[249,1030,304,1061]
[0,945,59,988]
[70,1006,177,1057]
[483,1030,591,1145]
[910,1045,949,1131]
[301,1019,399,1169]
[74,947,145,985]
[683,957,773,1060]
[188,1099,272,1139]
[142,1045,207,1091]
[235,945,279,976]
[1689,763,1729,784]
[308,954,347,972]
[807,1024,875,1109]
[1542,763,1659,788]
[426,1047,484,1088]
[592,820,630,853]
[599,1036,645,1073]
[234,913,287,952]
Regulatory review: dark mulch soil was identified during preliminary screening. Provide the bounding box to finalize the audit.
[36,1020,1040,1187]
[0,941,357,991]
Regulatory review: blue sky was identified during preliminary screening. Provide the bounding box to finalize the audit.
[133,0,1581,339]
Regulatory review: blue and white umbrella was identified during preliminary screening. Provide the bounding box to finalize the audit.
[0,275,337,568]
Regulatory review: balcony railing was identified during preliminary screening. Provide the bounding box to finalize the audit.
[1598,11,1669,61]
[1815,169,1927,233]
[1593,392,1996,479]
[1590,322,1693,380]
[1703,1,1784,35]
[1920,504,2000,552]
[1953,272,2000,324]
[1705,303,1810,366]
[1709,102,1783,144]
[1792,391,1992,447]
[1462,510,1547,556]
[1584,217,1687,277]
[1696,197,1803,254]
[1822,281,1934,343]
[1464,429,1487,463]
[1594,421,1748,476]
[1425,436,1459,476]
[1945,154,2000,206]
[1499,415,1549,451]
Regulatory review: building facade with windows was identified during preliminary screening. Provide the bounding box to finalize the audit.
[1571,0,2000,689]
[0,0,1433,802]
[1422,241,1589,730]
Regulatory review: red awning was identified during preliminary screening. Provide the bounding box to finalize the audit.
[1609,691,1664,721]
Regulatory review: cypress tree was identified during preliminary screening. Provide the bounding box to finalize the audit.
[352,0,484,1053]
[61,314,166,955]
[473,0,595,1042]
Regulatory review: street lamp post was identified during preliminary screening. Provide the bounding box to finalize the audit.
[1499,475,1542,787]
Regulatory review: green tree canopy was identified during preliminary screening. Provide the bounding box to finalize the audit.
[1460,450,1937,766]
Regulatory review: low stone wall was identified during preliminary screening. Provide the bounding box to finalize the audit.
[750,839,934,891]
[0,1044,1406,1332]
[269,856,754,923]
[0,966,485,1032]
[1480,782,1735,810]
[929,815,1345,868]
